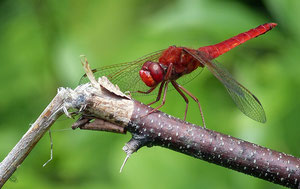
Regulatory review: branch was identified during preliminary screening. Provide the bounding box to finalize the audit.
[0,60,299,188]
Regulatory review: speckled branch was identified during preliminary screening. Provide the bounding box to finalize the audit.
[124,101,300,188]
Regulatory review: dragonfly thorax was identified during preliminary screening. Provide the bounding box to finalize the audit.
[139,61,165,87]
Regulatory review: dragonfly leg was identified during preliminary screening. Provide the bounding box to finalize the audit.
[171,81,189,121]
[147,81,165,106]
[146,81,169,116]
[164,63,173,80]
[173,81,206,128]
[137,85,158,94]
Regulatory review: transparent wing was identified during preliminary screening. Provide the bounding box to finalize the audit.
[184,49,266,123]
[79,50,164,93]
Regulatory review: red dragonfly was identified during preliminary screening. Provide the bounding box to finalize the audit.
[80,23,277,127]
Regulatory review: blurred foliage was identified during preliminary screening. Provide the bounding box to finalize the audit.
[0,0,299,188]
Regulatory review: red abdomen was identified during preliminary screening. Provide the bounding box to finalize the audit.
[198,23,277,59]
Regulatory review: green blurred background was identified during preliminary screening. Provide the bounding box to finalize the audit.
[0,0,299,188]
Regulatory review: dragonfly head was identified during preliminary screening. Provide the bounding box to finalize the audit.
[139,61,165,87]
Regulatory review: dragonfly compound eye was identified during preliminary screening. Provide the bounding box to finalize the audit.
[148,62,164,83]
[139,61,164,87]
